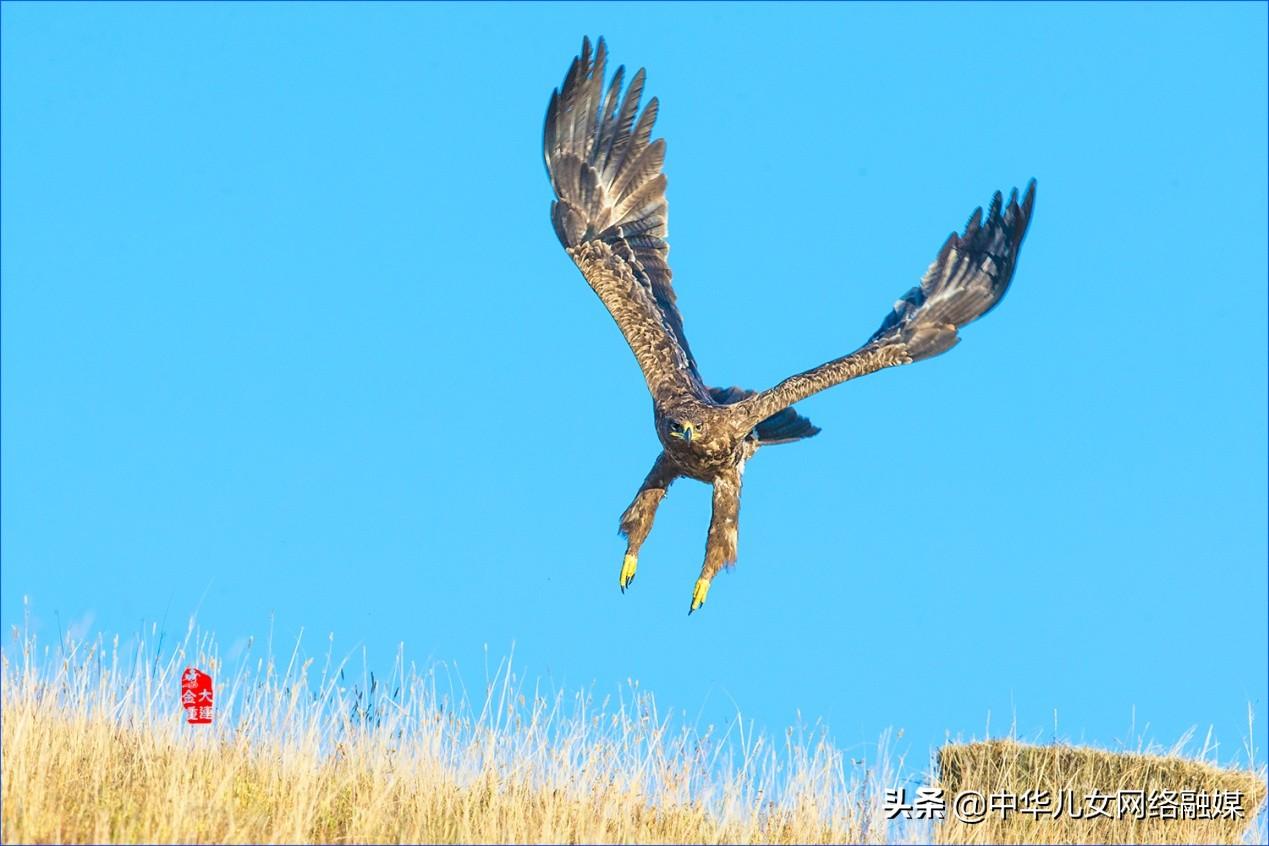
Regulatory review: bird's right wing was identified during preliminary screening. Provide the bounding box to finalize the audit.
[544,37,706,404]
[734,182,1037,431]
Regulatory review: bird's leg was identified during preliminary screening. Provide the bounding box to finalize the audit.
[690,466,742,614]
[618,452,678,592]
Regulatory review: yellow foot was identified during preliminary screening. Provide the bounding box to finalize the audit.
[619,554,638,593]
[688,578,711,615]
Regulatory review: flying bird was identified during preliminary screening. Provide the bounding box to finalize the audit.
[543,37,1036,614]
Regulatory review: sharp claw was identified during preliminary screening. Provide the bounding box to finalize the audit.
[689,578,710,615]
[619,553,638,593]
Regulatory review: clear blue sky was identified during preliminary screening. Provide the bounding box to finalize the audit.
[3,3,1266,772]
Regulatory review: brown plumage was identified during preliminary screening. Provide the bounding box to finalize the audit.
[544,37,1037,613]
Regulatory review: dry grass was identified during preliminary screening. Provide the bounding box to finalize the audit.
[1,623,909,844]
[1,619,1264,844]
[936,739,1266,845]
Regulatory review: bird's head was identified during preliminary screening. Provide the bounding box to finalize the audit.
[667,420,697,444]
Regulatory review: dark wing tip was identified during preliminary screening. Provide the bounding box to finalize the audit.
[964,206,984,235]
[1021,178,1037,219]
[872,178,1037,355]
[987,190,1004,221]
[1006,179,1037,250]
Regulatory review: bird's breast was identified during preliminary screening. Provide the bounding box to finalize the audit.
[662,434,748,482]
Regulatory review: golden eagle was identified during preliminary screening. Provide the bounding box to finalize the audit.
[544,37,1036,613]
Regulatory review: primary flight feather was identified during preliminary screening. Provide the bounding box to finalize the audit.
[544,37,1036,613]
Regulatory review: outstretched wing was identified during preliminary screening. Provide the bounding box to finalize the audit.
[544,37,705,403]
[736,181,1037,430]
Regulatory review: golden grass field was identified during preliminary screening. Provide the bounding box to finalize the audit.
[2,622,1264,845]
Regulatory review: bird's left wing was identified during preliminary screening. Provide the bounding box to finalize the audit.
[734,182,1037,431]
[544,37,705,404]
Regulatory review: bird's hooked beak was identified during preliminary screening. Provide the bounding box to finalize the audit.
[670,422,696,443]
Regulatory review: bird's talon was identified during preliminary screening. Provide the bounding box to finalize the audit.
[688,578,711,614]
[619,553,638,592]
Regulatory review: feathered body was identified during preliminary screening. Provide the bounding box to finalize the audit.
[544,38,1036,612]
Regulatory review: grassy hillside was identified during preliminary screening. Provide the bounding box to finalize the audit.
[2,625,1263,844]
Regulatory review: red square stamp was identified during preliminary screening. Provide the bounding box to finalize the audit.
[181,666,213,725]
